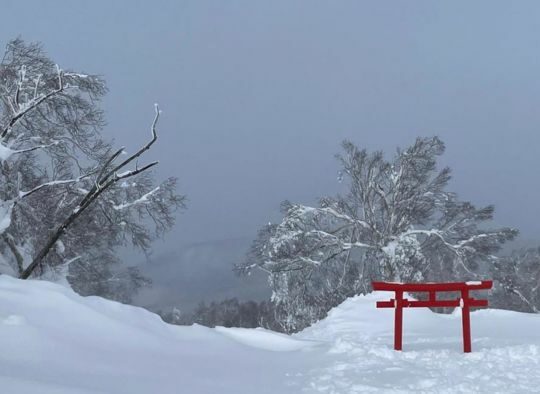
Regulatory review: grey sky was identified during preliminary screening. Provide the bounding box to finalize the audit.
[2,1,540,260]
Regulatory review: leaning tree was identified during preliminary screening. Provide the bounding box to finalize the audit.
[239,137,517,332]
[0,39,184,301]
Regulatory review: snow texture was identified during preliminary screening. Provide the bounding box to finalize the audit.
[0,276,539,393]
[0,200,13,234]
[0,143,15,161]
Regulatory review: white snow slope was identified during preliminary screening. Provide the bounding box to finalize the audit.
[0,276,539,394]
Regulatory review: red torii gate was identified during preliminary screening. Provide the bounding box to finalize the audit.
[372,280,492,353]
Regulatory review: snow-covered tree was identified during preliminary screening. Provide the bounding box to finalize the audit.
[0,39,184,300]
[240,137,517,331]
[490,247,540,313]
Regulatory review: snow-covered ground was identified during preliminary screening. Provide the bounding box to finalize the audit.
[0,276,539,393]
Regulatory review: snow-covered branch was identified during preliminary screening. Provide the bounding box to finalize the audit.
[113,187,160,210]
[18,172,96,200]
[1,65,73,140]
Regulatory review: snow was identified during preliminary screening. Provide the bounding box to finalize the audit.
[0,276,314,394]
[0,200,13,234]
[0,143,15,161]
[0,277,539,393]
[64,72,90,79]
[382,240,398,257]
[214,326,318,352]
[113,186,160,210]
[55,240,65,254]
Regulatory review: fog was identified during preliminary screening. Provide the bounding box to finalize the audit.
[3,1,540,310]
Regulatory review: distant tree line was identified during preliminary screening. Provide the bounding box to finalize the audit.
[158,298,283,332]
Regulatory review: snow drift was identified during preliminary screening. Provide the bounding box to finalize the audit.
[0,276,539,393]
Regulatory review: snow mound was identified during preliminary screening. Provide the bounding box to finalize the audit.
[296,291,540,393]
[0,276,314,394]
[0,276,540,393]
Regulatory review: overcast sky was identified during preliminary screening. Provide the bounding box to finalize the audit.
[3,0,540,257]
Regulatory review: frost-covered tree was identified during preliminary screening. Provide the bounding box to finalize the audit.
[0,39,184,301]
[158,307,184,325]
[240,137,517,332]
[490,247,540,313]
